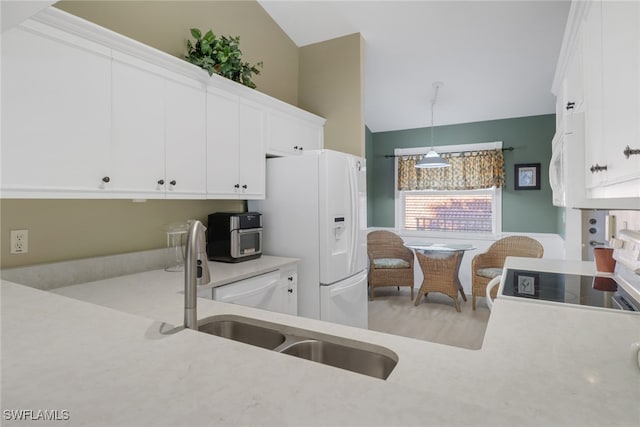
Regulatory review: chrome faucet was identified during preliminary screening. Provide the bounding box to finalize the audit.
[184,220,210,330]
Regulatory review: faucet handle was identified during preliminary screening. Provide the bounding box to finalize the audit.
[197,259,211,286]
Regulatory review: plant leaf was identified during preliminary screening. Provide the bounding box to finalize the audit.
[184,27,262,88]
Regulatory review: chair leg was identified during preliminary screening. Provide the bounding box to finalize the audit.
[410,286,414,300]
[370,286,374,301]
[414,289,425,306]
[453,297,461,312]
[472,294,476,310]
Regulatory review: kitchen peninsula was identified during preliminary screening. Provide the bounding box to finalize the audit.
[2,257,638,426]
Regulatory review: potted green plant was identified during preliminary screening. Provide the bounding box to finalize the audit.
[185,28,263,89]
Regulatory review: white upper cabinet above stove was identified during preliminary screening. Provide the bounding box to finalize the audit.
[553,0,640,204]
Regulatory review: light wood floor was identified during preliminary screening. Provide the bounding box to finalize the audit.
[367,287,490,350]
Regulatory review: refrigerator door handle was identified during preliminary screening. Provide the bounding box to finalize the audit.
[347,158,358,275]
[327,275,362,297]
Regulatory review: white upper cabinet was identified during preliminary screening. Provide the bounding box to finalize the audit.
[111,53,207,199]
[206,88,266,199]
[1,7,324,200]
[553,0,640,203]
[164,74,207,199]
[581,0,606,189]
[238,99,266,198]
[111,54,166,197]
[266,107,324,156]
[1,24,112,197]
[206,88,241,197]
[599,0,640,189]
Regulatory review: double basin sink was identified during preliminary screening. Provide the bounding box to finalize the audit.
[198,315,398,380]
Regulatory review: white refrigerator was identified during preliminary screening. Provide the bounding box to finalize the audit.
[249,150,368,328]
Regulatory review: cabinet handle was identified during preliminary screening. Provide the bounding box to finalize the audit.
[242,184,248,189]
[288,276,293,281]
[102,176,111,183]
[169,180,177,186]
[566,102,575,110]
[287,288,293,293]
[623,146,640,159]
[293,146,299,150]
[590,164,608,173]
[157,179,164,185]
[299,146,303,151]
[234,184,240,189]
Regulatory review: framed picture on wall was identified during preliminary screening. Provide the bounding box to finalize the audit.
[514,163,541,190]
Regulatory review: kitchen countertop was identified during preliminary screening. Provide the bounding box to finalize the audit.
[2,257,639,426]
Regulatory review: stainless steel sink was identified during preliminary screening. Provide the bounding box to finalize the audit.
[198,318,286,350]
[196,315,398,379]
[279,339,397,380]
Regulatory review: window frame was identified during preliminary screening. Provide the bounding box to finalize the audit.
[394,141,503,239]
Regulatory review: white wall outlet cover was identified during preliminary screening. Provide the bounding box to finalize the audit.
[10,229,29,254]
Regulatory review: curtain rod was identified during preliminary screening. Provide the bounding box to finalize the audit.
[383,146,514,158]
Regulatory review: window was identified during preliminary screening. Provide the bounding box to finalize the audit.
[395,142,503,236]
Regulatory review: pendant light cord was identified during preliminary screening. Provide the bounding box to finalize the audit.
[430,83,441,151]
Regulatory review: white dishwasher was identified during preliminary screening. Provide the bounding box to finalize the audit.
[208,268,298,315]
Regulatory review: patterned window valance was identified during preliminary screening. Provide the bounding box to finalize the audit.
[397,149,505,191]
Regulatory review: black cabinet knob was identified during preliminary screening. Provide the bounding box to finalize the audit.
[157,179,164,185]
[242,184,247,189]
[287,288,293,293]
[566,102,575,110]
[590,164,608,173]
[623,146,640,159]
[102,176,110,183]
[293,146,299,150]
[170,180,177,186]
[234,184,240,189]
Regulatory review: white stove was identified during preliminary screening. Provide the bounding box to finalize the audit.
[498,229,640,313]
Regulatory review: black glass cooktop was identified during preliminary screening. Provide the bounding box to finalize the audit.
[502,269,621,310]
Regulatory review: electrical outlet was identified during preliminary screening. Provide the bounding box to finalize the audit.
[10,229,29,254]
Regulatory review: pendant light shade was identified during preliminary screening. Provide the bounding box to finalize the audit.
[416,81,450,169]
[416,149,450,168]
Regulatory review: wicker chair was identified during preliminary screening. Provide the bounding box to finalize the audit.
[367,230,414,301]
[414,251,463,312]
[471,236,544,310]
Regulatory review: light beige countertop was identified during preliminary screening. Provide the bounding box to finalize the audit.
[2,256,639,426]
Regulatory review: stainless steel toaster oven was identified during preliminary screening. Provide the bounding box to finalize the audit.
[207,212,262,263]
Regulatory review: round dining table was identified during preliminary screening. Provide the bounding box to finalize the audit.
[404,243,476,303]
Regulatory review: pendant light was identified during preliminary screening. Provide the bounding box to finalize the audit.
[416,81,450,169]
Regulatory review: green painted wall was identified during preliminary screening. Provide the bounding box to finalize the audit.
[366,114,561,233]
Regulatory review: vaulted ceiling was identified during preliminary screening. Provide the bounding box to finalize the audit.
[259,1,571,133]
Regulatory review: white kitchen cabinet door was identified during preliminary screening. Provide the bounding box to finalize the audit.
[165,76,207,199]
[206,90,265,199]
[581,0,607,189]
[600,0,640,188]
[111,54,166,198]
[238,99,266,199]
[206,88,240,198]
[266,109,323,156]
[278,267,298,316]
[1,26,111,197]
